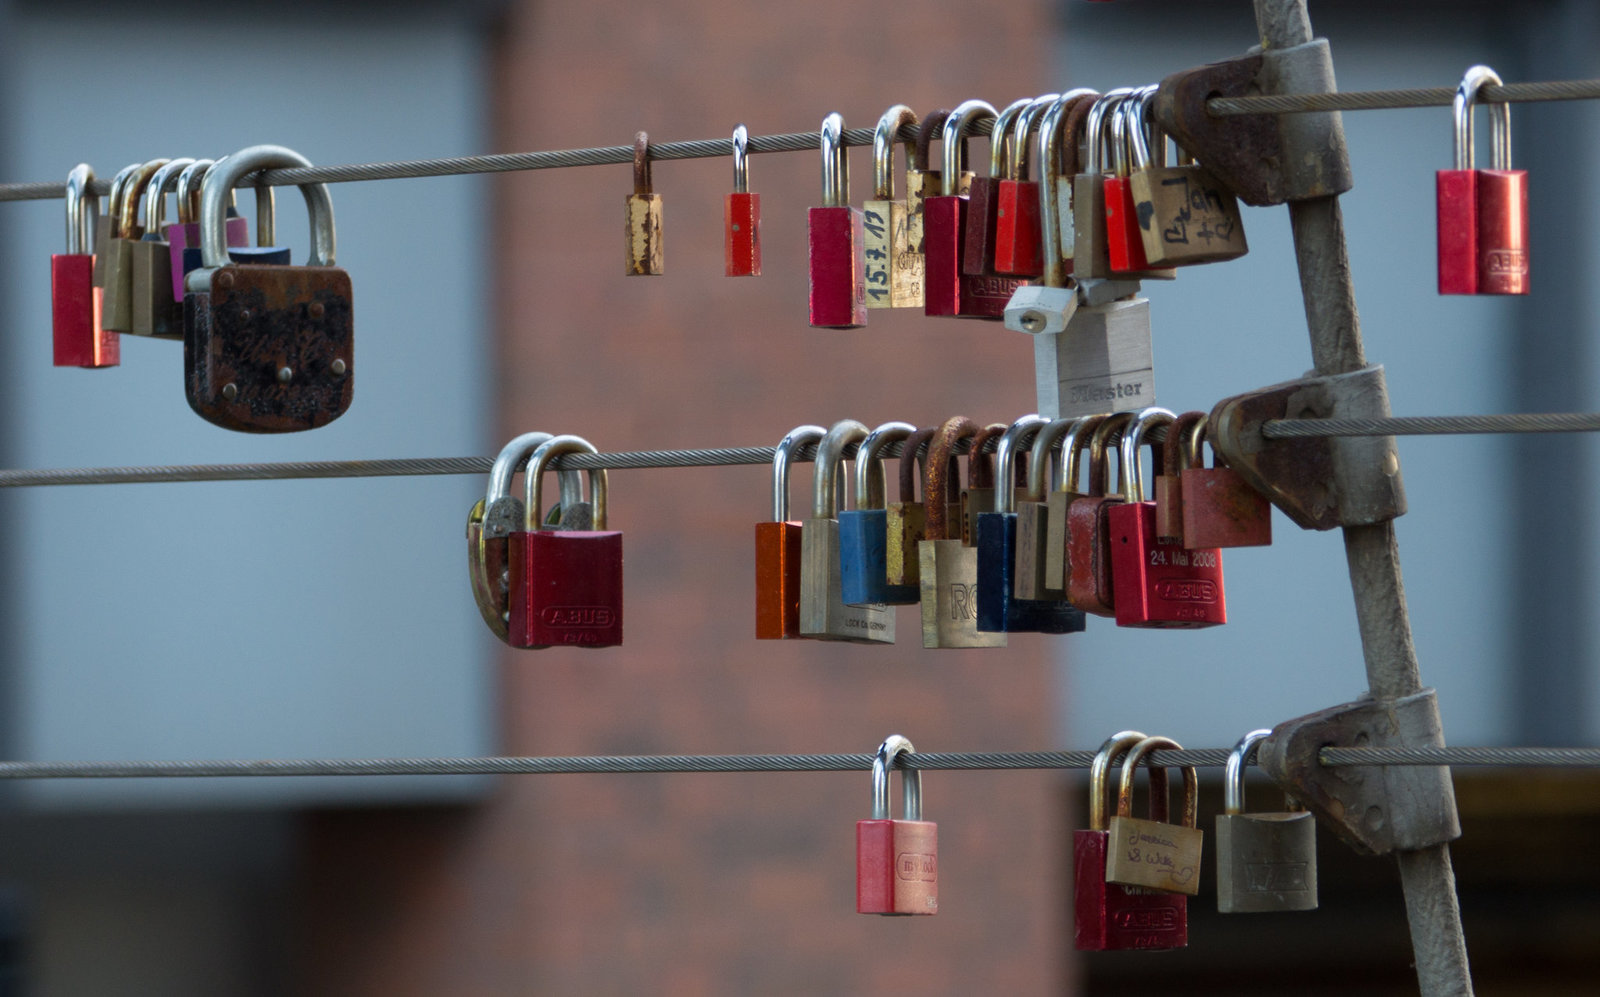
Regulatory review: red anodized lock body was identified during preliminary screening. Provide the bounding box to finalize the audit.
[992,92,1060,277]
[856,735,938,916]
[960,98,1028,277]
[52,164,119,368]
[1438,64,1529,295]
[1103,100,1158,274]
[925,99,1026,319]
[724,124,761,277]
[807,113,866,328]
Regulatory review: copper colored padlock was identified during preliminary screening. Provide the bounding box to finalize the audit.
[1066,413,1132,617]
[755,424,825,639]
[856,735,938,916]
[807,113,866,328]
[1180,418,1272,549]
[724,124,760,277]
[51,164,119,368]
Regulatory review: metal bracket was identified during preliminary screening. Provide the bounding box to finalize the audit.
[1258,689,1461,856]
[1208,364,1405,530]
[1152,40,1353,206]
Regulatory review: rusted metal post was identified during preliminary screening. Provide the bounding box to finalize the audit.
[1252,2,1475,995]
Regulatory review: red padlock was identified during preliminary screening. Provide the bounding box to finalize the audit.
[1438,64,1528,295]
[1179,418,1272,549]
[1066,413,1133,617]
[507,435,623,648]
[992,92,1062,276]
[1103,89,1175,279]
[856,734,938,916]
[1109,407,1226,628]
[51,164,119,368]
[724,123,761,277]
[807,112,866,328]
[962,97,1030,277]
[755,424,826,639]
[925,100,1027,319]
[1075,730,1186,951]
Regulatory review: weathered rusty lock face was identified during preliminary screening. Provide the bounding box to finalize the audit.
[862,104,922,309]
[1155,411,1208,544]
[992,93,1064,277]
[1217,729,1318,914]
[129,157,194,339]
[798,420,893,642]
[167,160,252,301]
[1437,65,1527,295]
[184,144,353,433]
[839,421,918,607]
[102,158,169,332]
[756,425,827,640]
[885,426,937,592]
[856,735,938,916]
[1075,730,1187,951]
[1127,90,1248,268]
[724,124,760,277]
[625,131,664,275]
[52,163,120,369]
[807,113,867,329]
[1105,736,1205,895]
[918,417,1006,649]
[1180,417,1272,549]
[1066,412,1132,617]
[961,98,1030,278]
[1104,91,1176,279]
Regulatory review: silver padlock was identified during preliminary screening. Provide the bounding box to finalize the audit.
[1216,729,1319,914]
[1034,296,1155,419]
[800,420,895,644]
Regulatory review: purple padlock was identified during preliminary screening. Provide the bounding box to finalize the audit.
[167,159,251,300]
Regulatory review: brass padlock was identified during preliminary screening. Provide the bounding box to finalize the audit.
[102,158,170,331]
[625,131,663,275]
[1105,735,1204,896]
[863,104,923,309]
[918,417,1005,649]
[129,157,196,338]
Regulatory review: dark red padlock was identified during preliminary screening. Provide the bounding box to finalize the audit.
[961,97,1029,277]
[1109,408,1226,628]
[507,435,623,649]
[51,164,119,369]
[925,99,1028,319]
[1066,413,1133,617]
[856,734,937,916]
[1075,730,1186,951]
[724,123,761,277]
[808,112,866,328]
[1438,65,1528,295]
[1180,418,1272,549]
[1104,90,1177,278]
[992,93,1059,277]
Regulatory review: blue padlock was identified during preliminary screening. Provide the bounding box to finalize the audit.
[976,415,1089,634]
[840,420,919,606]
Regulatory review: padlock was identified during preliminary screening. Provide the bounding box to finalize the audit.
[1015,417,1077,600]
[1075,730,1186,951]
[856,735,937,916]
[807,113,867,329]
[992,92,1064,277]
[184,144,354,433]
[92,163,140,291]
[167,159,252,301]
[863,104,923,308]
[840,421,919,606]
[1071,89,1134,281]
[755,425,828,639]
[128,157,195,339]
[468,431,592,642]
[907,110,973,258]
[1128,90,1248,267]
[1106,735,1204,895]
[1180,417,1272,549]
[102,158,169,332]
[223,169,296,266]
[724,123,760,277]
[961,97,1031,277]
[1108,407,1227,628]
[925,100,1028,319]
[975,416,1088,634]
[798,420,894,643]
[1043,416,1102,593]
[1154,411,1207,544]
[1054,91,1098,274]
[506,435,623,648]
[1003,91,1087,337]
[1438,64,1528,295]
[1066,413,1132,616]
[625,131,664,275]
[1104,92,1177,279]
[1034,293,1156,420]
[885,426,937,592]
[51,163,119,369]
[959,423,1008,547]
[1217,729,1319,913]
[918,417,1006,649]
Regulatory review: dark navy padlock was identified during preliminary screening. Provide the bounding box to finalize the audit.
[840,420,918,606]
[976,414,1088,635]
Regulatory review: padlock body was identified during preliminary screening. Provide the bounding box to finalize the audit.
[724,190,760,277]
[1105,814,1205,895]
[51,254,119,368]
[917,539,1005,649]
[1216,811,1318,913]
[884,500,926,588]
[1071,174,1110,279]
[1043,491,1077,593]
[1013,500,1065,601]
[975,512,1086,634]
[1073,829,1188,951]
[184,264,354,433]
[924,195,1025,319]
[1477,168,1528,295]
[960,176,1001,276]
[130,236,180,339]
[1129,164,1249,267]
[1180,466,1272,548]
[798,518,893,642]
[1056,176,1078,268]
[959,486,992,549]
[1155,474,1185,544]
[223,245,295,265]
[993,178,1043,275]
[807,205,867,328]
[839,509,919,606]
[856,818,938,915]
[507,528,624,648]
[862,199,922,308]
[100,237,138,331]
[167,217,251,300]
[754,520,804,639]
[1436,168,1478,294]
[1108,501,1226,628]
[1034,298,1156,420]
[1067,495,1121,617]
[625,192,664,275]
[1103,177,1176,278]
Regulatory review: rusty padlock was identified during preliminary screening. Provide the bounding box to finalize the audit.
[1180,417,1272,549]
[625,131,664,275]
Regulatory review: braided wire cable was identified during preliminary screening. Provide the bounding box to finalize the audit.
[1263,413,1600,438]
[1209,79,1600,116]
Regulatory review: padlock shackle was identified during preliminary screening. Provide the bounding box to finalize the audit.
[485,431,588,529]
[63,164,96,255]
[819,113,849,208]
[812,419,868,520]
[898,427,937,505]
[1164,412,1207,479]
[176,160,212,228]
[730,123,749,194]
[1087,412,1132,498]
[872,104,919,200]
[772,424,827,523]
[1089,730,1146,831]
[966,424,1007,492]
[118,159,169,239]
[941,99,998,196]
[854,421,915,512]
[870,734,922,821]
[1225,728,1274,816]
[1186,416,1210,472]
[1011,93,1060,182]
[916,109,952,188]
[1038,89,1099,288]
[923,417,977,542]
[632,131,653,195]
[1026,417,1078,504]
[1118,735,1199,830]
[1119,407,1176,504]
[197,144,337,273]
[1453,64,1510,172]
[526,435,607,532]
[1084,88,1134,177]
[104,163,140,242]
[988,98,1033,179]
[141,158,196,236]
[1123,86,1160,173]
[1056,415,1102,496]
[994,415,1047,514]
